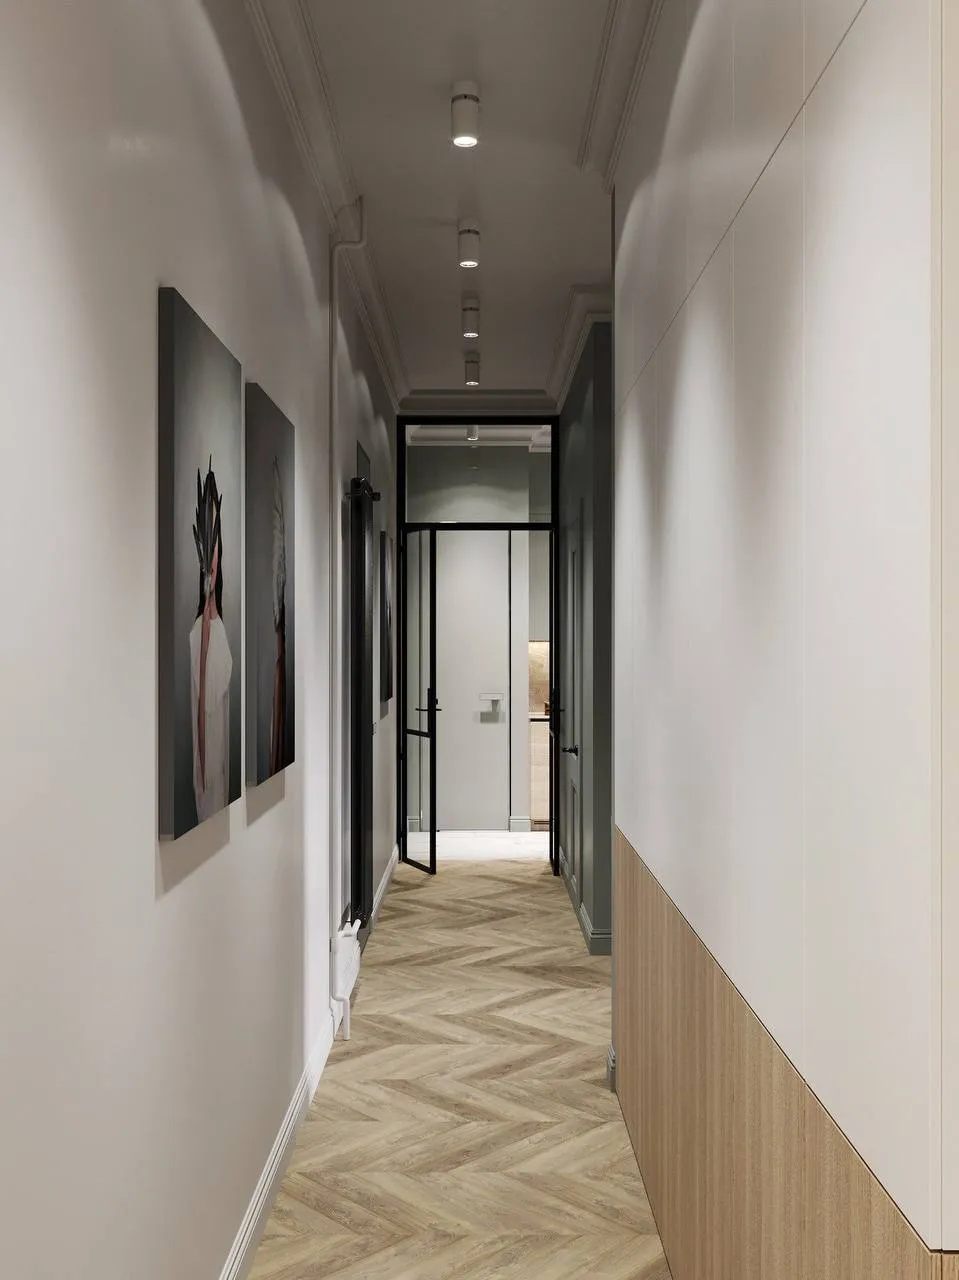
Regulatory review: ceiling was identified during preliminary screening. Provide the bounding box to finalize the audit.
[252,0,658,409]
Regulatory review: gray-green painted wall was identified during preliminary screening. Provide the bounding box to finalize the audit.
[558,323,613,953]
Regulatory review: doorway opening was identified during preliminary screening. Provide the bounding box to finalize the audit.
[396,418,560,874]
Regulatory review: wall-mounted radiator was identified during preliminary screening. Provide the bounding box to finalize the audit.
[332,919,361,1040]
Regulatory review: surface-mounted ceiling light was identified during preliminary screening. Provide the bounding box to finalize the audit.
[451,81,480,148]
[466,424,480,443]
[462,295,480,340]
[458,221,480,269]
[465,354,480,387]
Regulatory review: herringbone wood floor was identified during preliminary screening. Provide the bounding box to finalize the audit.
[249,859,670,1279]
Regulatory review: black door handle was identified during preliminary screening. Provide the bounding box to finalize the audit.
[563,744,579,757]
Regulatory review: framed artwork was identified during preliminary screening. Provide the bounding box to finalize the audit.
[158,287,242,839]
[380,531,394,703]
[245,384,295,783]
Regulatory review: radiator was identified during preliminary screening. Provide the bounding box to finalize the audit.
[332,920,361,1040]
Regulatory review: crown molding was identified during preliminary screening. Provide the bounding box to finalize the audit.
[575,0,664,187]
[603,0,667,193]
[400,389,557,417]
[246,0,409,406]
[577,0,628,169]
[546,285,612,411]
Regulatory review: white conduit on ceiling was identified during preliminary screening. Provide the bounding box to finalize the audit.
[328,195,367,1000]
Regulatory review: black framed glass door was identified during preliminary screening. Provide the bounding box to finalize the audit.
[401,528,437,874]
[396,414,561,878]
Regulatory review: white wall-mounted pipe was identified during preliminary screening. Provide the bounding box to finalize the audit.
[328,197,367,999]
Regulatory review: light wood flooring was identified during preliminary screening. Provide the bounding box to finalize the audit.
[250,859,670,1280]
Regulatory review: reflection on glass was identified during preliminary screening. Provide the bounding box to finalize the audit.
[405,531,432,858]
[529,641,550,832]
[405,425,552,524]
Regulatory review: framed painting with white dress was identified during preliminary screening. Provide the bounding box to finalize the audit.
[158,287,242,839]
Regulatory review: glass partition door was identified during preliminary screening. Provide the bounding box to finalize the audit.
[402,529,437,874]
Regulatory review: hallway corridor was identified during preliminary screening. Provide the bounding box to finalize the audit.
[250,862,669,1279]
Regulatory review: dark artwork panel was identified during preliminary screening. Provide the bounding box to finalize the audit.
[158,288,242,840]
[245,384,296,784]
[380,531,394,703]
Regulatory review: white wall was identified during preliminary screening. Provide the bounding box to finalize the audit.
[614,0,943,1246]
[0,3,393,1277]
[941,0,959,1245]
[335,283,398,918]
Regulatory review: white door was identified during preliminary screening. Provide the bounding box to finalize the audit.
[436,530,510,830]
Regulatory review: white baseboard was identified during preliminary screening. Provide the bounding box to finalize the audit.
[219,1015,335,1280]
[372,844,399,925]
[509,815,533,833]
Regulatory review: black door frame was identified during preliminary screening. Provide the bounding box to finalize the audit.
[396,415,562,875]
[401,527,437,875]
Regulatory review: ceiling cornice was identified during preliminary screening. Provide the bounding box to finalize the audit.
[246,0,410,406]
[546,284,612,411]
[603,0,667,193]
[400,389,557,417]
[576,0,628,170]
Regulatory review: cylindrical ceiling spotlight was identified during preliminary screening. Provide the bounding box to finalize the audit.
[465,353,480,387]
[458,221,480,269]
[462,295,480,340]
[466,424,480,443]
[451,81,480,148]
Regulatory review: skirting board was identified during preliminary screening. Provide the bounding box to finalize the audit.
[371,844,399,926]
[559,846,611,955]
[578,900,611,956]
[509,815,533,833]
[221,850,398,1279]
[613,829,944,1280]
[558,849,573,890]
[219,1015,335,1280]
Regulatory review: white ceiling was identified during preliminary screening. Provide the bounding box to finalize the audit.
[253,0,657,408]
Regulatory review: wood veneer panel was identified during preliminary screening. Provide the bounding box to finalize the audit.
[615,831,803,1279]
[614,829,942,1280]
[613,831,640,1146]
[804,1093,940,1280]
[942,1257,959,1280]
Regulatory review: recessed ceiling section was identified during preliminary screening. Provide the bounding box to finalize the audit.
[302,0,617,399]
[407,424,553,450]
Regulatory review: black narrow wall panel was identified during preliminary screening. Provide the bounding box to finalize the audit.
[349,477,376,924]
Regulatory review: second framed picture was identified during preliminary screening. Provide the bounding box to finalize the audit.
[380,531,394,704]
[245,384,296,784]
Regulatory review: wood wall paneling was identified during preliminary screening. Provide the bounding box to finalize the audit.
[613,830,938,1280]
[803,1093,940,1280]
